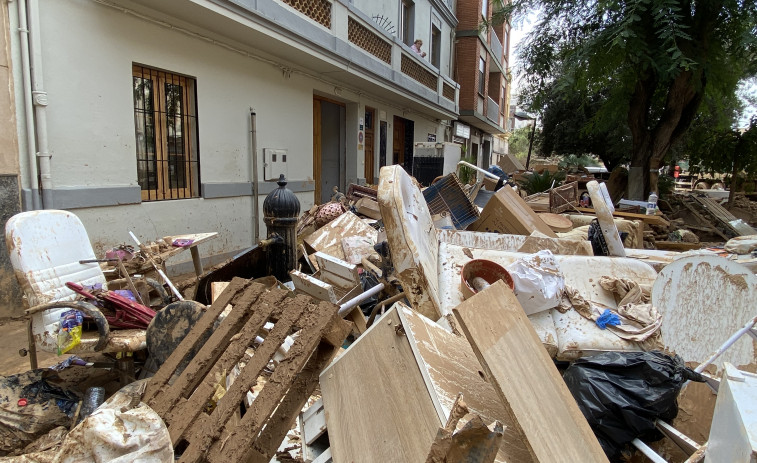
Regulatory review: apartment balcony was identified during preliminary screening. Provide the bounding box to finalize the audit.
[112,0,459,120]
[490,29,503,64]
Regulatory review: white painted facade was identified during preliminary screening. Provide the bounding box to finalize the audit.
[6,0,460,273]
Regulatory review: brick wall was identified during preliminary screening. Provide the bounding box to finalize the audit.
[455,36,482,110]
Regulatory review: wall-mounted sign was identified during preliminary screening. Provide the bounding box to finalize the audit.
[453,122,470,139]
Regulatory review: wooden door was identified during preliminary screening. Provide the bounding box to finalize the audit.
[364,107,375,183]
[392,116,405,166]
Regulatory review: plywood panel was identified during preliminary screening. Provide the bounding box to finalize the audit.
[398,306,535,463]
[468,186,557,237]
[453,281,609,463]
[320,309,442,462]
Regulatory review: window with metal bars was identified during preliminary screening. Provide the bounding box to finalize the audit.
[132,64,200,201]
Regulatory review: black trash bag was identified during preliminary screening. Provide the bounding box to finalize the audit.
[358,271,381,317]
[563,351,704,460]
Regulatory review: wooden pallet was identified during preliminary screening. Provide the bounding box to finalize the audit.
[143,277,351,463]
[690,195,757,237]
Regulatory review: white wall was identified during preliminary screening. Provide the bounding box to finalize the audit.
[11,0,448,270]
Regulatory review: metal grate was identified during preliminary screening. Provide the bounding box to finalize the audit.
[348,17,391,64]
[442,82,455,101]
[422,173,480,229]
[401,54,437,91]
[280,0,331,28]
[132,64,200,201]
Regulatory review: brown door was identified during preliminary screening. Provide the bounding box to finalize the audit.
[393,115,405,166]
[364,107,375,183]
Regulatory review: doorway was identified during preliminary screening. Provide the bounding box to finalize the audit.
[392,115,414,173]
[364,107,375,183]
[313,96,346,204]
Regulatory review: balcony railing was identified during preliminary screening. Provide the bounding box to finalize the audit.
[274,0,459,109]
[490,29,503,61]
[486,96,499,123]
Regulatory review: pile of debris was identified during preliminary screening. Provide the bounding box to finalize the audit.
[2,164,757,463]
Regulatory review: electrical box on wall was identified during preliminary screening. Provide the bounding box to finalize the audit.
[263,148,288,181]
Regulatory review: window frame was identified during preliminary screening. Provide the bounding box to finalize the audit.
[132,64,200,202]
[478,57,486,96]
[400,0,414,46]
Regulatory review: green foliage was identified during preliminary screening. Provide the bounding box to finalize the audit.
[657,174,676,198]
[517,170,566,195]
[558,154,599,173]
[488,0,757,196]
[508,126,539,162]
[458,155,477,184]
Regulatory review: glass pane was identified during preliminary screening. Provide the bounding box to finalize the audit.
[134,76,157,192]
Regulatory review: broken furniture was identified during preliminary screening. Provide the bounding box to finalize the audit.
[320,304,535,463]
[687,193,757,238]
[422,173,480,229]
[705,363,757,461]
[652,255,757,369]
[467,184,557,237]
[112,232,218,281]
[290,251,367,333]
[143,278,351,463]
[453,281,609,462]
[5,210,148,369]
[377,165,658,360]
[303,211,377,262]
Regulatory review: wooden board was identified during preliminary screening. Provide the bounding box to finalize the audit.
[536,213,573,232]
[398,306,535,463]
[468,185,557,237]
[453,281,609,463]
[303,212,377,260]
[574,207,670,227]
[586,181,626,257]
[320,309,443,462]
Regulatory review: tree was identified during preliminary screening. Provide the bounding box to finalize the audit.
[538,82,631,171]
[492,0,757,198]
[686,116,757,206]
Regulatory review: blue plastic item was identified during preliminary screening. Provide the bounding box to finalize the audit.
[596,309,621,329]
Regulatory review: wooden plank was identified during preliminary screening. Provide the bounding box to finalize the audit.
[290,270,338,304]
[453,281,609,463]
[143,277,252,403]
[315,251,360,287]
[304,212,377,260]
[574,207,670,227]
[320,309,443,462]
[398,306,535,463]
[468,185,557,237]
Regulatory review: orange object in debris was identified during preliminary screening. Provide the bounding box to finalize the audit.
[461,259,514,300]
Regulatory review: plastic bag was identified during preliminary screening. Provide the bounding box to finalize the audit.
[563,351,704,459]
[57,309,83,355]
[505,250,565,315]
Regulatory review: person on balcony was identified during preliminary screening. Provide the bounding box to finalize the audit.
[411,39,427,58]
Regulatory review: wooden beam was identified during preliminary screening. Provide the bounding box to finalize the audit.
[453,281,608,463]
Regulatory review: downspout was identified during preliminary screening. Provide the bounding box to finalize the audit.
[26,0,52,208]
[15,0,40,210]
[250,108,260,244]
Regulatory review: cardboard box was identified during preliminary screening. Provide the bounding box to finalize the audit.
[468,185,557,237]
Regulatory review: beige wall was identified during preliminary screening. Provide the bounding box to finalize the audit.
[0,0,19,175]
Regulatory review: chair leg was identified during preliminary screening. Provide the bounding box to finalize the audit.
[116,353,135,387]
[27,318,38,370]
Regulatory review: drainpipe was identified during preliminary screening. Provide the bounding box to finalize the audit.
[27,0,53,208]
[15,0,40,210]
[250,108,260,244]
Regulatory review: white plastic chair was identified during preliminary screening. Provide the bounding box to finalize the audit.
[5,210,146,368]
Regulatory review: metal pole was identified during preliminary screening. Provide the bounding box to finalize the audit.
[525,117,537,170]
[251,108,260,244]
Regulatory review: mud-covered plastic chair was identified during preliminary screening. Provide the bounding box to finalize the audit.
[5,210,148,370]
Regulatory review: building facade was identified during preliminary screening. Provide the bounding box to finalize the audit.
[453,0,510,169]
[0,0,460,316]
